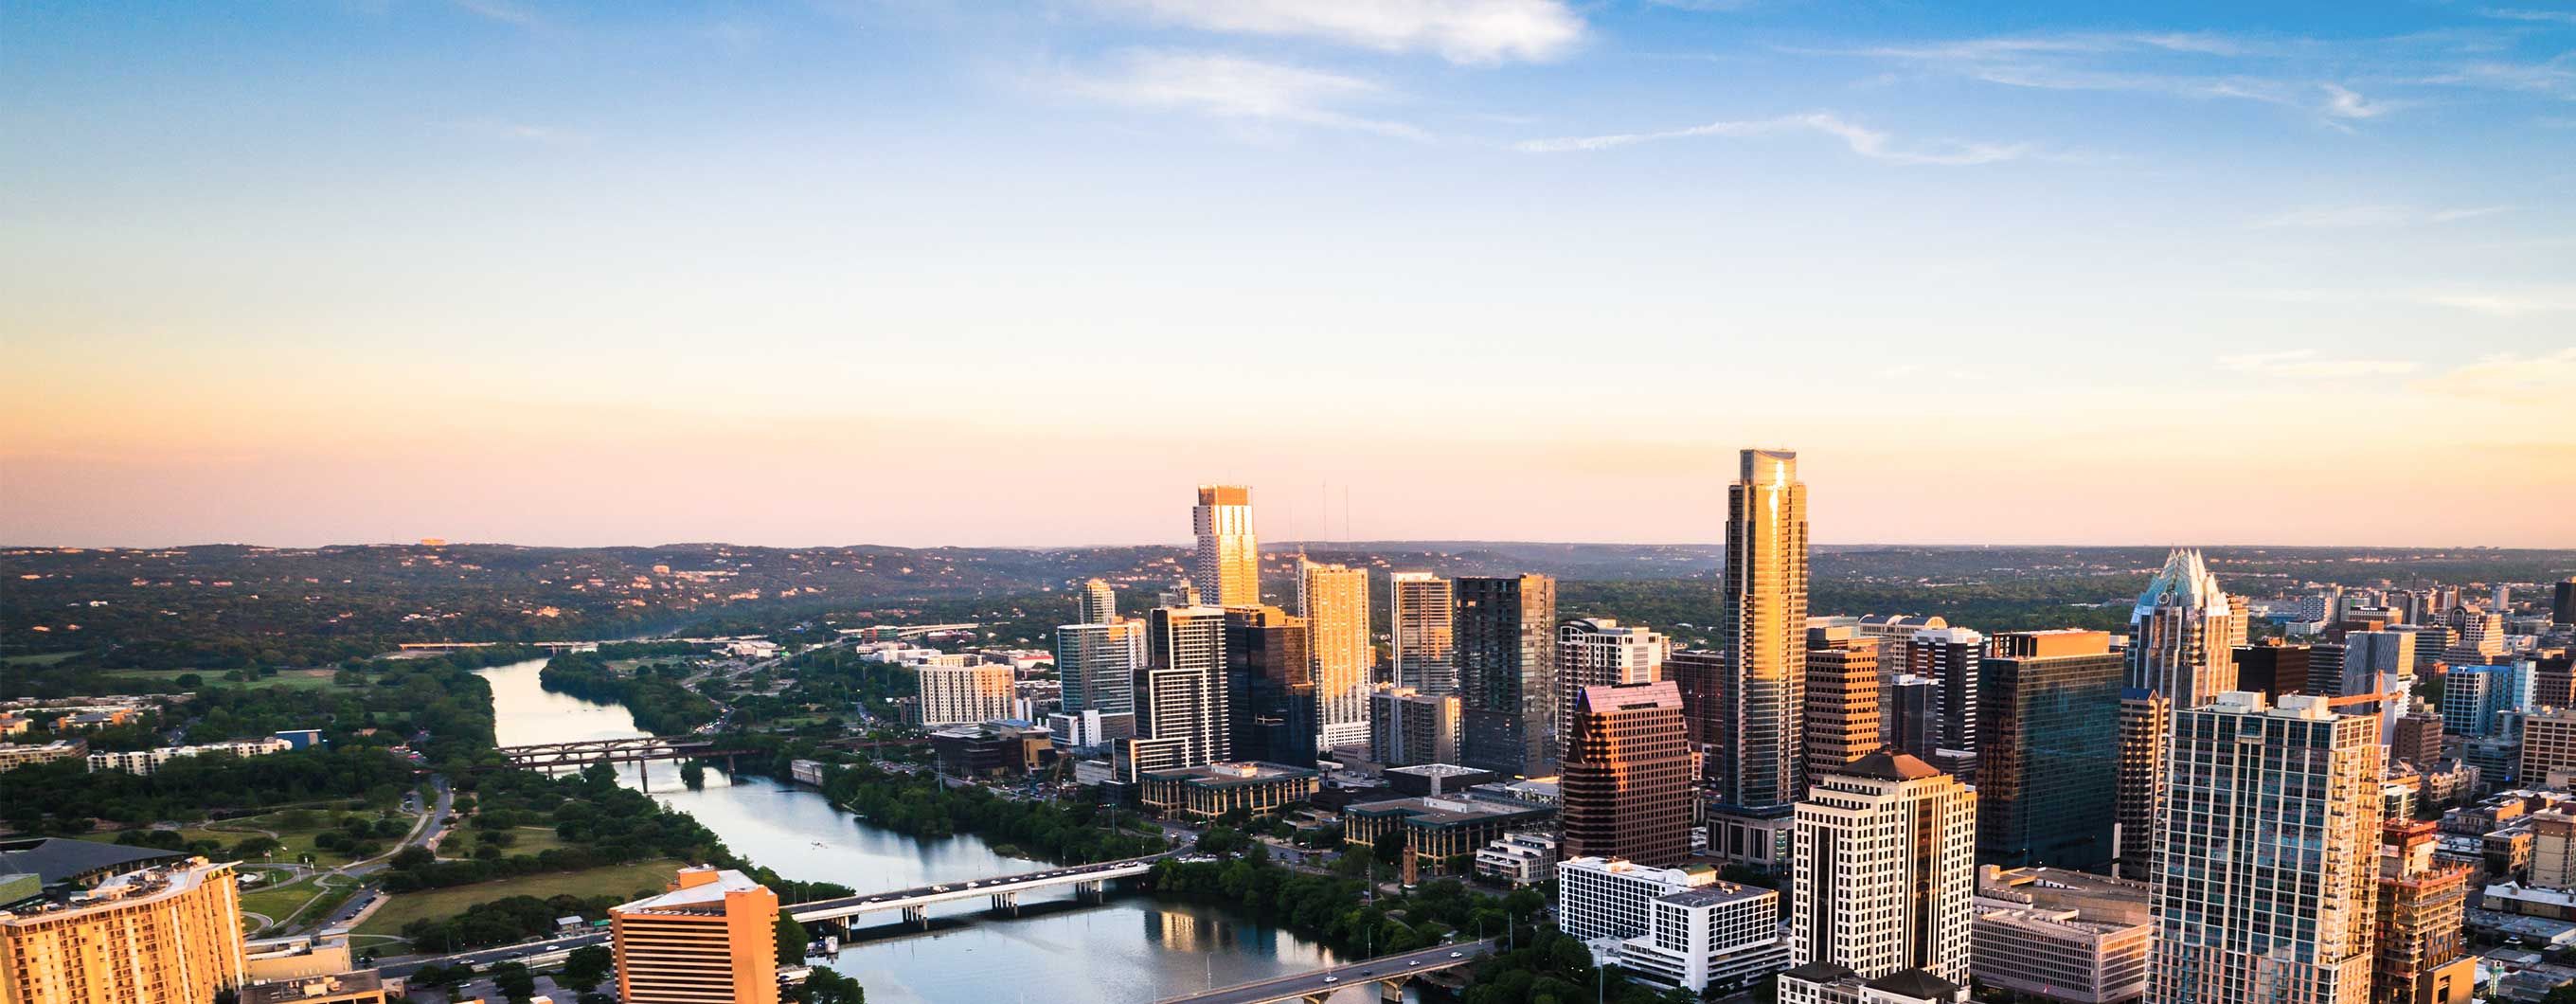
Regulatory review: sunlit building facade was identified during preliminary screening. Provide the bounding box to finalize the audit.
[1297,560,1372,752]
[1454,573,1558,777]
[2117,548,2242,879]
[1793,751,1977,984]
[1389,571,1456,694]
[1556,618,1667,762]
[0,858,244,1004]
[1562,681,1693,866]
[611,866,778,1004]
[1191,485,1259,608]
[1717,448,1808,814]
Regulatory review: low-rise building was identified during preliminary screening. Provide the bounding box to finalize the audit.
[1343,796,1554,881]
[1475,832,1558,887]
[0,740,86,773]
[1138,762,1318,820]
[242,930,356,982]
[929,723,1055,778]
[1778,962,1969,1004]
[1969,866,2152,1004]
[242,971,388,1004]
[789,760,828,788]
[1555,856,1788,995]
[87,737,294,775]
[1383,763,1496,798]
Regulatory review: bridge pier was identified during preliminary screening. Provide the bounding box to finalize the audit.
[990,891,1017,914]
[1380,975,1410,1002]
[1073,880,1102,902]
[902,905,928,928]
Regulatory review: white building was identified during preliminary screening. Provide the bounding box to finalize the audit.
[1556,856,1788,995]
[88,737,294,775]
[1475,832,1557,887]
[1554,618,1666,756]
[1779,963,1969,1004]
[915,664,1015,727]
[1793,751,1977,983]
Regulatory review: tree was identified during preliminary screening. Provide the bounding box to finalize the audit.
[490,961,537,1004]
[1372,829,1408,869]
[803,968,868,1003]
[562,944,612,993]
[776,914,812,965]
[389,846,435,870]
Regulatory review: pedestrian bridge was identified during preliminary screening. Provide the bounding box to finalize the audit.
[1154,940,1494,1004]
[788,856,1161,927]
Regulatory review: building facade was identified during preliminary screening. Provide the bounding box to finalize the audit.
[1225,604,1315,766]
[610,867,778,1004]
[1056,619,1143,719]
[1977,629,2123,871]
[1793,752,1977,983]
[1561,681,1694,866]
[1717,448,1809,814]
[0,858,244,1004]
[1298,561,1374,752]
[1368,686,1460,768]
[1803,623,1883,776]
[2375,820,2476,1004]
[1898,626,1983,780]
[1389,572,1455,694]
[1079,578,1118,625]
[1555,618,1667,762]
[1139,762,1318,820]
[2117,548,2243,879]
[1190,485,1260,608]
[1119,605,1230,780]
[1453,574,1558,777]
[915,664,1015,726]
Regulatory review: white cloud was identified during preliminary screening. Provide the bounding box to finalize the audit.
[2414,347,2576,397]
[2320,83,2396,118]
[1062,51,1428,138]
[1811,31,2437,126]
[2405,288,2576,317]
[1514,112,2034,165]
[453,0,539,27]
[1094,0,1585,64]
[2250,204,2512,228]
[2481,8,2576,26]
[2219,349,2421,378]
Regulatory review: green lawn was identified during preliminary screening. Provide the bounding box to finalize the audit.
[236,873,358,935]
[2,652,80,666]
[101,668,359,692]
[355,859,683,936]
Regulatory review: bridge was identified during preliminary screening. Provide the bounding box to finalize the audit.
[398,640,601,654]
[492,736,754,785]
[1155,940,1494,1004]
[787,856,1162,930]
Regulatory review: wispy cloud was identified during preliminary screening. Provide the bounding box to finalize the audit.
[453,0,539,27]
[2249,204,2513,228]
[2220,349,2421,378]
[2481,8,2576,26]
[1806,31,2424,126]
[2413,347,2576,397]
[456,119,590,145]
[1061,50,1428,139]
[1092,0,1585,64]
[1514,111,2035,164]
[2251,285,2576,316]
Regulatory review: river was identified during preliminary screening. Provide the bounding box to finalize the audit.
[476,657,1373,1003]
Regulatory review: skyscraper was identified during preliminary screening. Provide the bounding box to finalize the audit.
[1454,573,1558,777]
[1561,680,1694,866]
[1297,560,1372,752]
[2234,640,2314,699]
[1718,448,1808,813]
[1668,647,1726,749]
[1225,604,1315,765]
[1792,751,1977,984]
[2151,691,2381,1004]
[2116,548,2242,879]
[1119,604,1230,780]
[2375,820,2475,1004]
[1056,619,1144,720]
[1191,485,1259,608]
[1898,626,1982,780]
[1802,623,1882,775]
[1976,629,2122,870]
[1079,578,1118,625]
[2343,631,2418,699]
[916,664,1015,726]
[1389,572,1456,694]
[0,857,246,1004]
[1369,685,1460,767]
[1556,618,1666,761]
[2555,579,2575,627]
[611,866,780,1004]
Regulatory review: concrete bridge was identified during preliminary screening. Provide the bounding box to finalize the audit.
[492,736,754,785]
[788,856,1161,929]
[1154,940,1494,1004]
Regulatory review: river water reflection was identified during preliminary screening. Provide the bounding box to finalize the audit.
[477,657,1367,1003]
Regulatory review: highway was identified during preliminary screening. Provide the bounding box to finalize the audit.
[1155,940,1494,1004]
[790,853,1168,923]
[378,931,607,978]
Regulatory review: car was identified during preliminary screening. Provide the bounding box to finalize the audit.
[1448,952,1462,959]
[1407,960,1419,967]
[1322,977,1339,984]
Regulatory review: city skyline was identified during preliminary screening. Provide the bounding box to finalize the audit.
[7,2,2573,549]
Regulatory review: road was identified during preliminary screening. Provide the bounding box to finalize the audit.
[378,931,609,978]
[791,850,1178,921]
[1158,940,1494,1004]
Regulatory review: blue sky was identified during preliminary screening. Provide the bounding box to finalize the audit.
[4,1,2572,548]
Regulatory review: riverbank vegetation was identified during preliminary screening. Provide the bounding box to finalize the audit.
[819,762,1164,864]
[538,652,716,736]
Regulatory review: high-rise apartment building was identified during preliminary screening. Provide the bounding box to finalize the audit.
[1119,605,1230,780]
[2519,708,2576,784]
[610,866,779,1004]
[1802,624,1882,775]
[2344,631,2419,699]
[1454,574,1558,777]
[1079,578,1118,625]
[1297,561,1372,752]
[1225,605,1315,766]
[1562,681,1694,866]
[1056,619,1143,720]
[916,664,1015,726]
[2150,692,2382,1004]
[1191,485,1260,608]
[1389,572,1455,694]
[2443,663,2526,739]
[1368,686,1461,768]
[1977,629,2123,871]
[2391,713,2444,769]
[0,858,245,1004]
[1792,751,1977,983]
[1717,448,1808,813]
[1886,674,1940,764]
[2375,820,2475,1004]
[1669,647,1726,749]
[1556,618,1667,760]
[2235,641,2313,699]
[1899,627,1982,780]
[2555,579,2575,627]
[2446,613,2505,665]
[2116,548,2242,880]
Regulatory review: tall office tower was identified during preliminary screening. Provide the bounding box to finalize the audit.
[1718,448,1809,812]
[1057,619,1144,719]
[1792,751,1977,983]
[1556,618,1668,760]
[2115,548,2243,879]
[2152,692,2383,1004]
[1977,629,2123,871]
[1120,605,1231,780]
[917,664,1016,726]
[2392,713,2444,769]
[2519,708,2576,784]
[1191,485,1260,608]
[2374,820,2475,1004]
[1079,578,1118,624]
[1562,681,1694,866]
[2538,654,2576,710]
[1297,560,1373,752]
[1369,685,1461,767]
[1454,574,1559,777]
[2443,664,2526,739]
[611,866,780,1004]
[1225,605,1315,765]
[2446,613,2505,664]
[2235,640,2314,698]
[2394,626,2453,675]
[2345,631,2419,698]
[1886,675,1941,762]
[1899,627,1983,780]
[1388,572,1456,693]
[0,857,245,1004]
[1803,624,1883,775]
[2556,579,2575,627]
[1669,648,1727,748]
[2496,583,2513,615]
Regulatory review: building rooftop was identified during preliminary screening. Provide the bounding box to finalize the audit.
[1143,762,1318,786]
[1655,883,1775,908]
[617,867,763,914]
[1385,763,1488,779]
[1834,749,1943,782]
[1869,968,1964,1001]
[1347,796,1554,828]
[0,837,183,887]
[243,971,383,1004]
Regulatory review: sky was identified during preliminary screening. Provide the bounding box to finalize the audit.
[4,1,2572,549]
